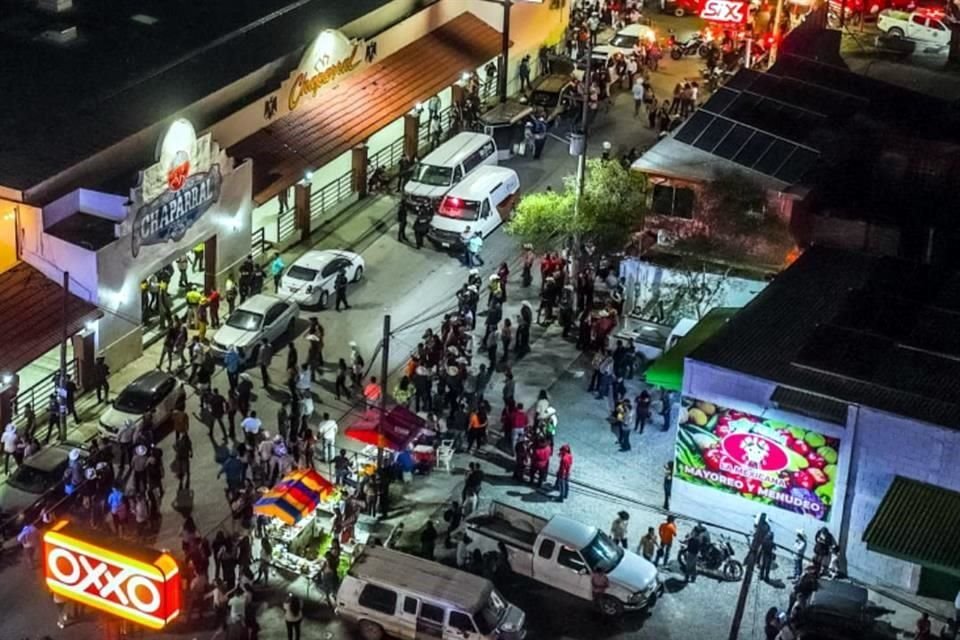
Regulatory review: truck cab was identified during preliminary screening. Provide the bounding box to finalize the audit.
[465,503,662,617]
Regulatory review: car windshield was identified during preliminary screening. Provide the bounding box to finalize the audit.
[226,310,263,331]
[286,265,318,282]
[438,199,481,221]
[114,389,154,414]
[531,90,557,106]
[413,164,453,187]
[475,590,507,635]
[581,531,625,573]
[610,34,639,48]
[7,464,57,494]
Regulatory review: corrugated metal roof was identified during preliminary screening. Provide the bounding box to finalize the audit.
[230,12,502,205]
[863,476,960,577]
[770,386,848,426]
[0,263,102,374]
[690,246,960,430]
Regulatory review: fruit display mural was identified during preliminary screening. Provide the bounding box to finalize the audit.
[675,399,841,521]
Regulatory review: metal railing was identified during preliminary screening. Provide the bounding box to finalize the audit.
[13,359,77,423]
[418,106,454,154]
[309,170,355,225]
[277,208,297,243]
[368,136,405,172]
[251,226,267,260]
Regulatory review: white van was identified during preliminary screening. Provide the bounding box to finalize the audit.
[336,547,526,640]
[403,132,498,210]
[428,165,520,249]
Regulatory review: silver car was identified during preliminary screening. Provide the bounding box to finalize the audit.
[211,294,299,362]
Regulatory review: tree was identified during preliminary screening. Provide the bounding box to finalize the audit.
[699,169,767,236]
[507,158,647,252]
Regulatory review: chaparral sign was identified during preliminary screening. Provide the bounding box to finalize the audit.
[287,29,364,112]
[129,119,223,257]
[699,0,749,22]
[43,520,181,629]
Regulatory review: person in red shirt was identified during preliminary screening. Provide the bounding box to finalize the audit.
[207,288,221,328]
[529,439,552,487]
[555,444,573,503]
[512,402,529,449]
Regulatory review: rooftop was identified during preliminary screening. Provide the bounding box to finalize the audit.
[690,246,960,430]
[45,212,116,251]
[0,0,389,196]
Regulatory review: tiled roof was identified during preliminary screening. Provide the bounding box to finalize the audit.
[864,476,960,576]
[690,246,960,429]
[229,12,503,205]
[0,263,102,375]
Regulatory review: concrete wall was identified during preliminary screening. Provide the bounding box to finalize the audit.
[19,205,100,305]
[679,360,855,551]
[842,406,960,592]
[680,358,960,593]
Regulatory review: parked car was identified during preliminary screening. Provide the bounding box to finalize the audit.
[98,370,181,437]
[278,249,365,309]
[528,73,575,122]
[0,442,87,536]
[211,294,299,362]
[878,9,951,46]
[336,546,527,640]
[606,22,658,55]
[463,501,663,617]
[794,579,886,639]
[572,47,622,84]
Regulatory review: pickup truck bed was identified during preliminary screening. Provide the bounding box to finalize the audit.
[468,515,539,551]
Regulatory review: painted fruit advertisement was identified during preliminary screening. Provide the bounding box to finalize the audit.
[675,399,840,521]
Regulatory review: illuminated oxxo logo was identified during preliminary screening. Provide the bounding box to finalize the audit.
[700,0,748,22]
[44,521,181,630]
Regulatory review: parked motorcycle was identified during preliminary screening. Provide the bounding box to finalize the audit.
[700,66,735,92]
[678,533,744,581]
[670,32,709,60]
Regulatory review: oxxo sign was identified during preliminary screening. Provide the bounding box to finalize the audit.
[44,521,181,629]
[287,29,364,112]
[699,0,749,23]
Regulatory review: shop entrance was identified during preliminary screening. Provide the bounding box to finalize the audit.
[140,235,218,345]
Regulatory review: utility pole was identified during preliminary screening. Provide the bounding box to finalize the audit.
[376,314,391,470]
[59,270,69,442]
[499,0,512,103]
[728,513,769,640]
[571,15,598,305]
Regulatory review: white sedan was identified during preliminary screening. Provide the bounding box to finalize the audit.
[606,23,657,57]
[211,294,299,362]
[278,249,365,309]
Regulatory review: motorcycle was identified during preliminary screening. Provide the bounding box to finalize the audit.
[678,533,744,581]
[670,32,709,60]
[700,65,735,92]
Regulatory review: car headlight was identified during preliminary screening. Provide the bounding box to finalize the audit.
[501,622,517,632]
[629,591,645,604]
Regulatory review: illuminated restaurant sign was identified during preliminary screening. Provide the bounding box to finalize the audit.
[43,520,181,629]
[699,0,749,22]
[288,29,364,111]
[130,119,222,257]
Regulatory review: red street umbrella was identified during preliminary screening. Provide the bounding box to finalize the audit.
[344,426,392,449]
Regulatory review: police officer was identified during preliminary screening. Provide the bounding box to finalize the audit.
[334,268,350,311]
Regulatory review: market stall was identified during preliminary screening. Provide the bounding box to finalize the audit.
[345,406,437,471]
[255,469,375,577]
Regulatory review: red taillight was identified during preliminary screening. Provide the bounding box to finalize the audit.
[439,197,463,216]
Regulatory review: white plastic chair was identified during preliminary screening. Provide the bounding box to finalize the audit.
[436,441,454,473]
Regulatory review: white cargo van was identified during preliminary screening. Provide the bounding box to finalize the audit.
[336,546,526,640]
[428,165,520,249]
[403,132,497,211]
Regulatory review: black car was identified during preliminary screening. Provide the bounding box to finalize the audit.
[0,442,87,537]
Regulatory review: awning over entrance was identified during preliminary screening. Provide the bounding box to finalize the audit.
[0,262,102,375]
[230,12,503,204]
[863,476,960,578]
[643,307,738,391]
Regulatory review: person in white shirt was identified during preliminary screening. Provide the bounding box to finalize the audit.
[632,77,645,118]
[2,423,19,475]
[227,586,250,625]
[317,413,338,462]
[241,410,262,448]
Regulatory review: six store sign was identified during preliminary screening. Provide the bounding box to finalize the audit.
[44,520,181,629]
[699,0,749,23]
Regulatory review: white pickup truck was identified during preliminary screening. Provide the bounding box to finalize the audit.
[878,10,951,47]
[464,502,663,617]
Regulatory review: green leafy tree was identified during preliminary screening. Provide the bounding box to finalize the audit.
[507,159,646,252]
